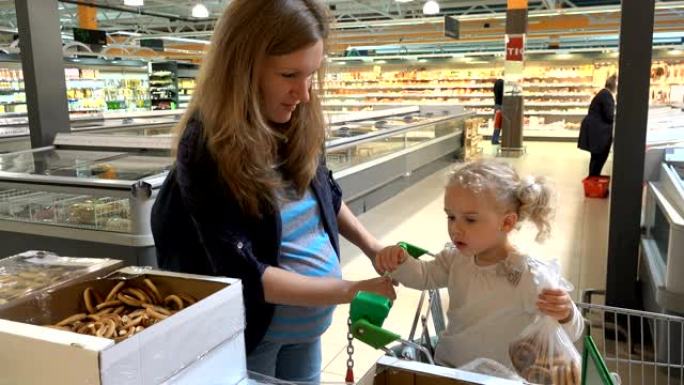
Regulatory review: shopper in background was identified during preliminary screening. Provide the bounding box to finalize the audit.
[151,0,394,382]
[578,74,617,177]
[375,159,584,368]
[491,79,504,145]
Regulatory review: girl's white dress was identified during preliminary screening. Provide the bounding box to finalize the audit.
[391,248,584,368]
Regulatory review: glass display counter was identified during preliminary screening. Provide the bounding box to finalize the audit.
[0,110,183,153]
[55,105,473,213]
[325,106,472,212]
[0,148,172,265]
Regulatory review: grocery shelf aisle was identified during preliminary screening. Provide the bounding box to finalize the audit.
[321,142,613,382]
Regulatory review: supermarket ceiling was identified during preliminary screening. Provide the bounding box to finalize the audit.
[0,0,681,59]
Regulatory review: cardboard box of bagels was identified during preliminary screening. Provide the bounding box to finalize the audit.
[0,266,246,385]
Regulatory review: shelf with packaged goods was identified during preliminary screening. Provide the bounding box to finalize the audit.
[148,62,197,111]
[325,82,596,90]
[474,111,585,116]
[329,77,499,81]
[324,93,490,99]
[65,68,149,114]
[323,93,593,100]
[326,84,494,90]
[522,83,595,88]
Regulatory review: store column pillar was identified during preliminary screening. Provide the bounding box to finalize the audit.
[15,0,70,148]
[605,0,656,309]
[500,0,527,157]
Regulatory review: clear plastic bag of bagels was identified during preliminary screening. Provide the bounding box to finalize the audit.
[508,260,582,385]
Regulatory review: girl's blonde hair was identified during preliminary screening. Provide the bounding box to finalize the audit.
[175,0,329,217]
[448,159,554,242]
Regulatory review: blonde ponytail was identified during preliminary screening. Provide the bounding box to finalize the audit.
[516,176,554,242]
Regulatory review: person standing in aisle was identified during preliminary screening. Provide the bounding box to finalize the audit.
[491,79,504,145]
[578,75,617,177]
[151,0,394,383]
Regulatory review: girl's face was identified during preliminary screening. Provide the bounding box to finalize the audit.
[258,39,324,124]
[444,185,516,256]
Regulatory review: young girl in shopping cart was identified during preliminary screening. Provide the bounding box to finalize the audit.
[375,159,584,369]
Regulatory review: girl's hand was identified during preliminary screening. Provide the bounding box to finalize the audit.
[537,289,574,323]
[374,245,408,274]
[350,276,396,301]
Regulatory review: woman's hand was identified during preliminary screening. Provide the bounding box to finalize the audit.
[349,276,396,301]
[374,245,408,274]
[537,289,574,323]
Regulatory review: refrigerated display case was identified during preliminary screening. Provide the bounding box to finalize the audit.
[0,109,183,153]
[641,149,684,315]
[637,105,684,369]
[325,105,471,213]
[57,105,471,213]
[0,148,172,265]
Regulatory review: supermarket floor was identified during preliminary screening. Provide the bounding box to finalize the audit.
[320,141,613,383]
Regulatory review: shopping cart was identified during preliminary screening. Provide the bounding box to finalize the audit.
[348,243,684,385]
[578,289,684,385]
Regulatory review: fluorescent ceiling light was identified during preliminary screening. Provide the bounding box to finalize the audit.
[161,36,210,45]
[192,3,210,18]
[112,31,142,37]
[123,0,143,6]
[423,1,439,15]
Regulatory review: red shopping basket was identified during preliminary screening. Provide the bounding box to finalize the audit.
[583,176,610,198]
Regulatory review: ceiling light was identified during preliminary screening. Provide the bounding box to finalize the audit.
[423,0,440,15]
[396,0,413,2]
[162,36,210,45]
[112,31,142,37]
[192,3,210,18]
[123,0,143,6]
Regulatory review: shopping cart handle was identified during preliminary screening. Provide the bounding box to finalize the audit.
[398,242,432,259]
[350,291,392,325]
[350,291,400,349]
[351,319,401,349]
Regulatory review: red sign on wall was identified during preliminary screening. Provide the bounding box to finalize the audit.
[506,35,525,61]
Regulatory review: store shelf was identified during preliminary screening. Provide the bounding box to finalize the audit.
[525,111,585,116]
[522,83,595,88]
[324,101,463,107]
[463,102,587,108]
[326,84,492,90]
[325,93,593,103]
[328,77,498,83]
[524,93,592,98]
[474,111,585,117]
[69,108,105,113]
[326,94,493,99]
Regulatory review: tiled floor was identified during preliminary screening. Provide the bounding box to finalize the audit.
[320,141,613,383]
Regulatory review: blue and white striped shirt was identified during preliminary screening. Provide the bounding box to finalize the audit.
[264,186,342,343]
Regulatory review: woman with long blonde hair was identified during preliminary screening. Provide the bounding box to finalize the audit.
[151,0,393,382]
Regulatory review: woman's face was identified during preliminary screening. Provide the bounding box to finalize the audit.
[258,39,324,124]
